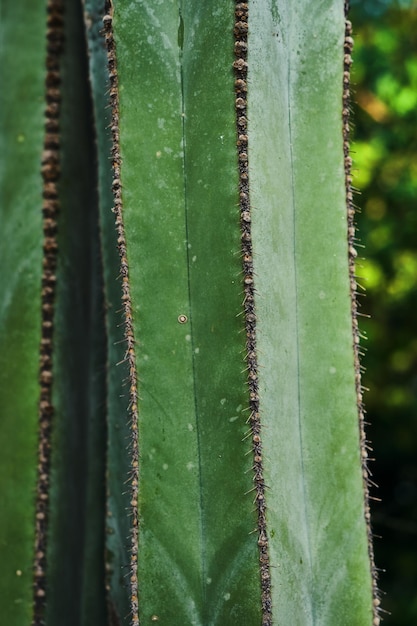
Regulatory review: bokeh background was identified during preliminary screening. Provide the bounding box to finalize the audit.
[350,0,417,623]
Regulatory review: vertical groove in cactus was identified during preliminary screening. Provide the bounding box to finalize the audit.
[36,1,108,625]
[0,2,46,623]
[0,0,378,624]
[83,1,131,622]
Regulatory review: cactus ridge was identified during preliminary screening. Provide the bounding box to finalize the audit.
[33,0,65,622]
[343,5,380,624]
[234,3,272,624]
[103,3,140,624]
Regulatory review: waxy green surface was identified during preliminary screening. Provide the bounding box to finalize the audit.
[113,0,261,623]
[0,1,45,622]
[249,1,373,624]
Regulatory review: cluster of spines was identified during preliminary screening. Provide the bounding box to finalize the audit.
[32,1,64,623]
[343,6,381,625]
[233,3,272,624]
[103,4,140,625]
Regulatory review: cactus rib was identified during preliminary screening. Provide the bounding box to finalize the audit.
[234,2,272,623]
[33,1,64,621]
[103,4,140,624]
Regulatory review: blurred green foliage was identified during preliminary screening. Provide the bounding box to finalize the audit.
[350,1,417,623]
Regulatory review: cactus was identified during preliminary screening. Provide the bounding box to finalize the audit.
[0,0,378,624]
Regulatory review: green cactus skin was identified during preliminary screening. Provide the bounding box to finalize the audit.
[248,2,375,624]
[103,0,263,622]
[0,0,377,624]
[0,1,46,623]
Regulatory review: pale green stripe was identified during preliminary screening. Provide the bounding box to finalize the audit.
[249,1,373,624]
